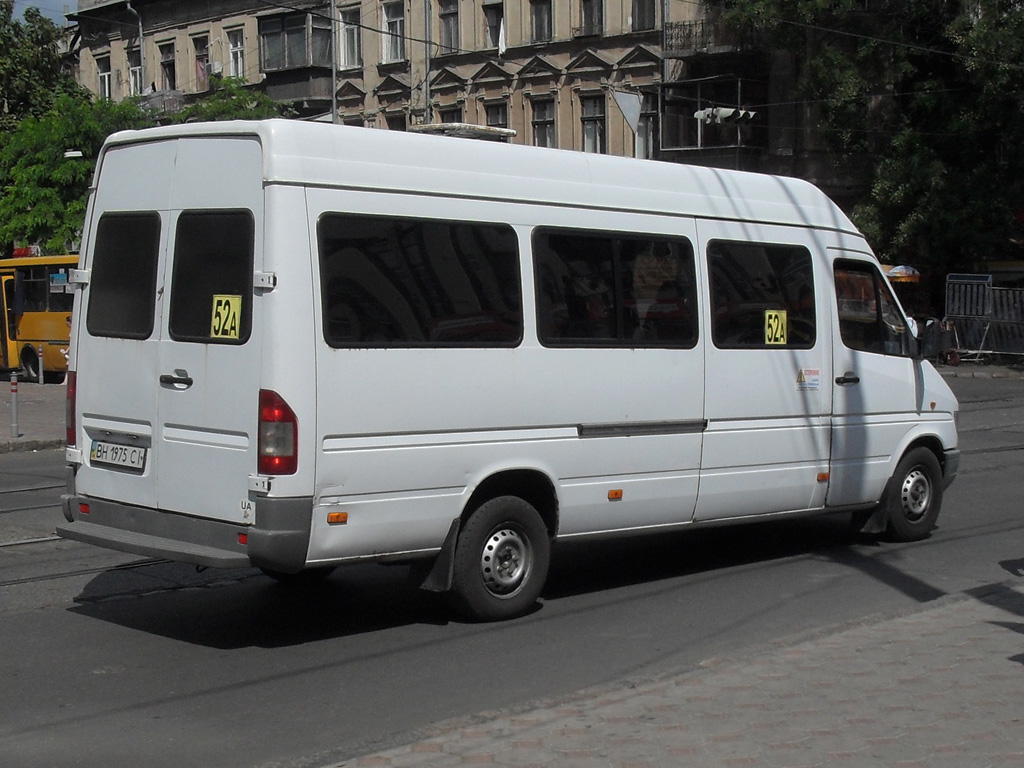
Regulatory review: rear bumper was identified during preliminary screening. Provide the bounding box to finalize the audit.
[58,493,314,573]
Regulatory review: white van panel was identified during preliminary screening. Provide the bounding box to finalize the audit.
[694,221,832,521]
[306,189,705,554]
[75,137,266,526]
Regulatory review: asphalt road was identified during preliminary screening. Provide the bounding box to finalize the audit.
[0,373,1022,768]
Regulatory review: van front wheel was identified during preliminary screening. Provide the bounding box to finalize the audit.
[451,496,550,622]
[884,448,943,542]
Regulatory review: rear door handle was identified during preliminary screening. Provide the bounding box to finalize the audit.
[159,372,194,388]
[835,373,861,386]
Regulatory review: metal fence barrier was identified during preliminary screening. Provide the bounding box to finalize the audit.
[945,274,1024,359]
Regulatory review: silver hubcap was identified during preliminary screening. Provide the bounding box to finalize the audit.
[480,526,532,598]
[900,468,932,522]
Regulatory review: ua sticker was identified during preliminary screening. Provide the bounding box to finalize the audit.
[764,309,787,346]
[211,295,242,340]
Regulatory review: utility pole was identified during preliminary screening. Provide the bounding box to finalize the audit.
[330,0,338,123]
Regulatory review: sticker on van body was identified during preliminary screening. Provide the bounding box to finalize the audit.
[211,295,242,340]
[764,309,788,345]
[797,368,821,391]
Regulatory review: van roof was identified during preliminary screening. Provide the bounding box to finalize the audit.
[102,119,860,235]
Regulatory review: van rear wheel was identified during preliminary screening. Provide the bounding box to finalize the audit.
[884,447,943,542]
[451,496,550,622]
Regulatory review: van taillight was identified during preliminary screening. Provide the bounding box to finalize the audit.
[258,389,297,475]
[66,371,77,448]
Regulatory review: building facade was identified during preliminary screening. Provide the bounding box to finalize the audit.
[69,0,850,199]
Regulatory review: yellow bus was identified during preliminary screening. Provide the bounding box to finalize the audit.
[0,254,78,382]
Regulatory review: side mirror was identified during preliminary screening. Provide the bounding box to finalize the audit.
[915,317,941,360]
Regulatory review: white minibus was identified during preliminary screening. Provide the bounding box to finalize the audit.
[58,120,959,621]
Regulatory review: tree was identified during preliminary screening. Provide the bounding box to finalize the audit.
[0,74,290,253]
[722,1,1024,284]
[171,76,292,123]
[0,94,153,253]
[0,4,80,132]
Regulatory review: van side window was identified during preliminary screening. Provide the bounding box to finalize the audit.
[86,212,162,339]
[534,229,697,347]
[318,214,522,347]
[835,261,910,356]
[707,241,815,349]
[168,210,255,344]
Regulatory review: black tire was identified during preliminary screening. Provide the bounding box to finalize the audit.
[451,496,550,622]
[884,447,943,542]
[260,566,336,586]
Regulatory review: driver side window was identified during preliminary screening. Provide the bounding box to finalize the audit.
[834,260,909,356]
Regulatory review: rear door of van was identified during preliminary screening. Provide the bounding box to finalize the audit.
[75,136,264,526]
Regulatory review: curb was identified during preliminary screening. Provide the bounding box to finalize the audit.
[0,439,66,454]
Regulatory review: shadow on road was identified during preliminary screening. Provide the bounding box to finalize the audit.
[63,510,953,651]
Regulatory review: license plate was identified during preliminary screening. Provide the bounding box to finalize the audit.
[90,441,147,472]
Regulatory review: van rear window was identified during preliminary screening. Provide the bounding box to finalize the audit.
[318,214,522,347]
[168,210,254,344]
[86,212,161,339]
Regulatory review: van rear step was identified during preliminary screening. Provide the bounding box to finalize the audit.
[57,520,251,569]
[57,495,252,569]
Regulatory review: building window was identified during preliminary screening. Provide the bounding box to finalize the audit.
[386,113,406,130]
[439,0,459,54]
[260,13,331,71]
[532,98,555,147]
[194,35,210,91]
[530,0,552,42]
[635,93,658,159]
[340,8,362,67]
[578,0,602,36]
[96,55,112,99]
[483,2,503,49]
[439,105,463,122]
[127,49,142,95]
[312,15,331,65]
[159,43,176,90]
[382,1,406,63]
[632,0,655,31]
[486,102,508,128]
[227,29,246,77]
[581,95,605,153]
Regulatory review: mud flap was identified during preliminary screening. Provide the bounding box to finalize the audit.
[418,518,460,593]
[853,504,888,535]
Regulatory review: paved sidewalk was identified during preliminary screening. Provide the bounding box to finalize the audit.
[333,583,1024,768]
[0,378,66,453]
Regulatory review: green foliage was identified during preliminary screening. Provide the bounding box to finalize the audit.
[0,94,153,253]
[0,5,81,132]
[0,61,291,250]
[724,0,1024,279]
[172,77,292,123]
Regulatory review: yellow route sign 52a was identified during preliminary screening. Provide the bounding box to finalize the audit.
[211,295,242,340]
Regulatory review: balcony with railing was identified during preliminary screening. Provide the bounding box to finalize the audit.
[663,18,763,58]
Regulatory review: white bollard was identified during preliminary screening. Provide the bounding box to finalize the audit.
[10,372,18,438]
